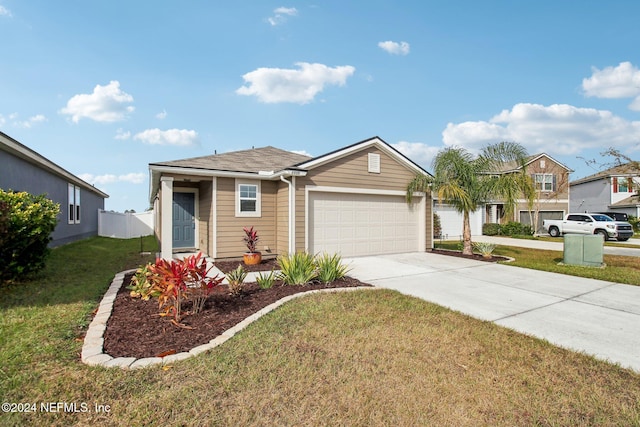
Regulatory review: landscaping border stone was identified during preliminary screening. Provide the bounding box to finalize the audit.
[81,269,375,369]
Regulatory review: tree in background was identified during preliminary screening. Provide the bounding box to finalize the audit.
[406,142,532,255]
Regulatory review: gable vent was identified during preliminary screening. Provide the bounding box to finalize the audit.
[368,153,381,174]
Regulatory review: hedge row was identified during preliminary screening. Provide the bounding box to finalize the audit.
[482,221,533,237]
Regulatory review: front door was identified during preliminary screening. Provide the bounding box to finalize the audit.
[172,192,195,248]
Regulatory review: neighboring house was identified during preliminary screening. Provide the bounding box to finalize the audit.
[0,131,108,247]
[570,163,640,218]
[148,136,433,260]
[437,153,572,237]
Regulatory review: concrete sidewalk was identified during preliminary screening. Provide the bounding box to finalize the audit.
[346,252,640,372]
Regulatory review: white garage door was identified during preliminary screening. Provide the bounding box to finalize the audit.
[435,204,483,239]
[309,192,423,257]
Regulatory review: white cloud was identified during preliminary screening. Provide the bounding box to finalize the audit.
[378,40,410,56]
[582,62,640,111]
[0,5,12,17]
[442,103,640,156]
[156,109,167,119]
[0,113,46,128]
[60,81,135,123]
[115,129,131,140]
[78,172,145,186]
[133,128,199,146]
[267,6,297,26]
[236,62,356,104]
[392,141,440,168]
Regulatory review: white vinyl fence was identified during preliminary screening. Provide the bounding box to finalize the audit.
[98,210,155,239]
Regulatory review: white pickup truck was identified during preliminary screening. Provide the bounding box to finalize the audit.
[543,213,634,241]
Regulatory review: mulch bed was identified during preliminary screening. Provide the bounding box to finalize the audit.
[214,257,279,274]
[102,273,370,359]
[101,251,505,359]
[430,248,510,262]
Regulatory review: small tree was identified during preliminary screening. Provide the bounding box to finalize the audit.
[407,142,531,255]
[0,189,60,283]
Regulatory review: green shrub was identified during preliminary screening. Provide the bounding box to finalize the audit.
[0,189,60,283]
[226,265,247,296]
[482,223,502,236]
[256,269,277,289]
[315,252,350,284]
[629,215,639,233]
[277,252,317,285]
[472,242,496,258]
[500,221,533,236]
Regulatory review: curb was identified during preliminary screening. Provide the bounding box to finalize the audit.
[81,270,375,369]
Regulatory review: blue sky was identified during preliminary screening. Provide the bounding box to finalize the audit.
[1,1,640,213]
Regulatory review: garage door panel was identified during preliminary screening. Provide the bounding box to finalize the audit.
[309,192,421,257]
[435,204,483,238]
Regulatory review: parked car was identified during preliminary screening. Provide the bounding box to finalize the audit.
[543,213,634,241]
[595,212,629,222]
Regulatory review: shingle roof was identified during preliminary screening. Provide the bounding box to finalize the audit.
[570,163,640,185]
[491,153,572,174]
[150,146,312,173]
[610,194,640,207]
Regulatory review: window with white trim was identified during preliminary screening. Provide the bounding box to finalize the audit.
[236,180,261,217]
[533,173,555,192]
[68,184,81,224]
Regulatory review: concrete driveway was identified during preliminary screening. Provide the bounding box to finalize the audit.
[346,252,640,373]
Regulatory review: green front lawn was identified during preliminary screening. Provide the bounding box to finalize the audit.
[436,241,640,286]
[1,236,640,425]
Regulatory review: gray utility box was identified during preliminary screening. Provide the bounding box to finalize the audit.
[563,234,604,267]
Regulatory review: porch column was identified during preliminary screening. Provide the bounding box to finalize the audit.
[160,177,174,259]
[490,204,498,223]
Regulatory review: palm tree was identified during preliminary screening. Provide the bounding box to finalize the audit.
[407,141,533,255]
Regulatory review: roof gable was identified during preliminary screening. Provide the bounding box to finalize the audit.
[495,153,573,174]
[296,136,431,176]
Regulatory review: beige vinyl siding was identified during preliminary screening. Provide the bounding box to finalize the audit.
[215,177,278,259]
[198,180,213,255]
[295,148,422,252]
[276,181,289,255]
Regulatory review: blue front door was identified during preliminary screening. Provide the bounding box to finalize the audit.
[173,192,195,248]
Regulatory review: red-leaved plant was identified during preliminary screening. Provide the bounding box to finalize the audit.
[145,252,223,326]
[242,226,260,253]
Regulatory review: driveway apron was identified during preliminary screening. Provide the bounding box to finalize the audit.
[346,252,640,373]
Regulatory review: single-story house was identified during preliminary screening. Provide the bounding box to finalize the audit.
[0,131,109,246]
[570,163,640,218]
[148,136,433,260]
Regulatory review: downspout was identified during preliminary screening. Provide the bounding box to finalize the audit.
[280,175,295,253]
